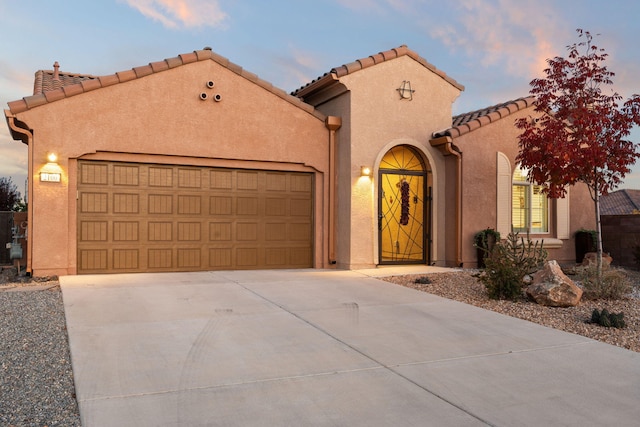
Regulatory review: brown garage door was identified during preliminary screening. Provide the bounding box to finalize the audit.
[77,161,313,274]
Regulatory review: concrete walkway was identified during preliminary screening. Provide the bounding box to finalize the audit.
[60,268,640,426]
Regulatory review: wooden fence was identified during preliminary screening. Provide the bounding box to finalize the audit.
[601,214,640,270]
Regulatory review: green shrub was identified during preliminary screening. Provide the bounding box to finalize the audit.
[414,276,431,285]
[478,231,547,300]
[590,308,626,328]
[578,266,632,300]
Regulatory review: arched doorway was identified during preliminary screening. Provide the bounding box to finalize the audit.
[378,145,431,264]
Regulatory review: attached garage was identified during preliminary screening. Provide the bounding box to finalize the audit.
[77,160,313,274]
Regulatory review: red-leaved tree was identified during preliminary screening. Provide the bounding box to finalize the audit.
[516,29,640,277]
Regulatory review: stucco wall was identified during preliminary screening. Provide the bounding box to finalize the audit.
[454,106,596,267]
[14,59,330,276]
[325,56,461,268]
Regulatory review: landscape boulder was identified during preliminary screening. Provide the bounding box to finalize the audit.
[581,252,612,269]
[526,260,583,307]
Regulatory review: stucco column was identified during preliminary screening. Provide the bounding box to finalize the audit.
[325,116,342,264]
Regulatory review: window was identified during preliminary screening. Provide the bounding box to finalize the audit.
[512,166,548,233]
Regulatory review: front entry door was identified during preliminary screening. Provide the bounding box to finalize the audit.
[378,146,429,264]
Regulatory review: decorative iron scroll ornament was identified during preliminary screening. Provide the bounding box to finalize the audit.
[397,81,414,100]
[399,179,410,225]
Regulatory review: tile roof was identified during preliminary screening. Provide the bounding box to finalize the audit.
[32,62,97,95]
[7,48,323,120]
[434,96,535,139]
[600,189,640,215]
[291,45,464,98]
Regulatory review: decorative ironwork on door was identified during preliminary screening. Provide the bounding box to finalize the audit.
[379,146,429,264]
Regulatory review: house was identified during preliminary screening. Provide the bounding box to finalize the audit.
[600,189,640,215]
[4,45,595,276]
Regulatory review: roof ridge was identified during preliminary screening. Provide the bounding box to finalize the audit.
[621,189,640,211]
[434,96,536,139]
[8,48,324,121]
[292,45,464,97]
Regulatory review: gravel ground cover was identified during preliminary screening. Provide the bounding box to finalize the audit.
[0,277,81,427]
[382,269,640,353]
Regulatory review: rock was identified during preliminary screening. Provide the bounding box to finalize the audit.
[526,260,583,307]
[581,252,612,269]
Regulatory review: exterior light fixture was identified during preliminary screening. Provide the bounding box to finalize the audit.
[361,166,372,177]
[397,81,414,100]
[41,152,62,182]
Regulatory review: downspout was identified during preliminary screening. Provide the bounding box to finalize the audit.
[5,112,34,275]
[325,116,342,265]
[430,135,463,267]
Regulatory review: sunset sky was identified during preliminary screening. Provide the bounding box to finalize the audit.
[2,0,640,196]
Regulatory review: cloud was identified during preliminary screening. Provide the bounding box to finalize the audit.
[122,0,228,29]
[428,0,568,80]
[269,45,327,91]
[0,60,35,99]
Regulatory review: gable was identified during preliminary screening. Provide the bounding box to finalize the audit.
[293,45,464,103]
[7,48,323,121]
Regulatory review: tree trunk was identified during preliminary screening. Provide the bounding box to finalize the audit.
[595,191,603,282]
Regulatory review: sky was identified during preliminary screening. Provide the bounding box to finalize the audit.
[2,0,640,199]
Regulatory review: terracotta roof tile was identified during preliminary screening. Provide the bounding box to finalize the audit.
[133,65,153,78]
[194,49,212,61]
[62,84,84,97]
[7,99,28,114]
[601,189,640,215]
[24,94,47,109]
[6,49,326,122]
[116,69,137,83]
[32,67,97,95]
[292,45,464,97]
[149,60,169,73]
[179,52,198,64]
[43,88,65,103]
[80,79,101,92]
[434,96,535,139]
[165,56,183,69]
[98,75,119,87]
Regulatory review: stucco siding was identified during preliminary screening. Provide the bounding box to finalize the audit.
[14,59,330,276]
[454,106,596,266]
[334,56,461,268]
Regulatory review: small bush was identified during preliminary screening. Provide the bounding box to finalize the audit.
[478,231,547,300]
[578,266,632,300]
[414,276,431,285]
[590,308,626,328]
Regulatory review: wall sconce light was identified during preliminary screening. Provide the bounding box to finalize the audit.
[41,152,62,182]
[361,166,372,177]
[397,81,414,100]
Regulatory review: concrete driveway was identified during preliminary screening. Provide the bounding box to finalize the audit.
[60,268,640,426]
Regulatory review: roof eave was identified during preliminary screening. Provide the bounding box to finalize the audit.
[436,96,536,139]
[6,48,326,121]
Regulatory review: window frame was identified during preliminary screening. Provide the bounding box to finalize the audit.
[512,166,549,234]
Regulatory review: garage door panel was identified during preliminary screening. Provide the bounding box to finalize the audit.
[209,222,232,241]
[81,193,108,213]
[113,249,139,270]
[80,221,108,241]
[148,248,173,269]
[113,193,139,214]
[78,161,313,274]
[149,194,173,214]
[113,164,139,186]
[113,222,138,241]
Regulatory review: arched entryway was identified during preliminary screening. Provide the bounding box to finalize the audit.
[378,145,431,264]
